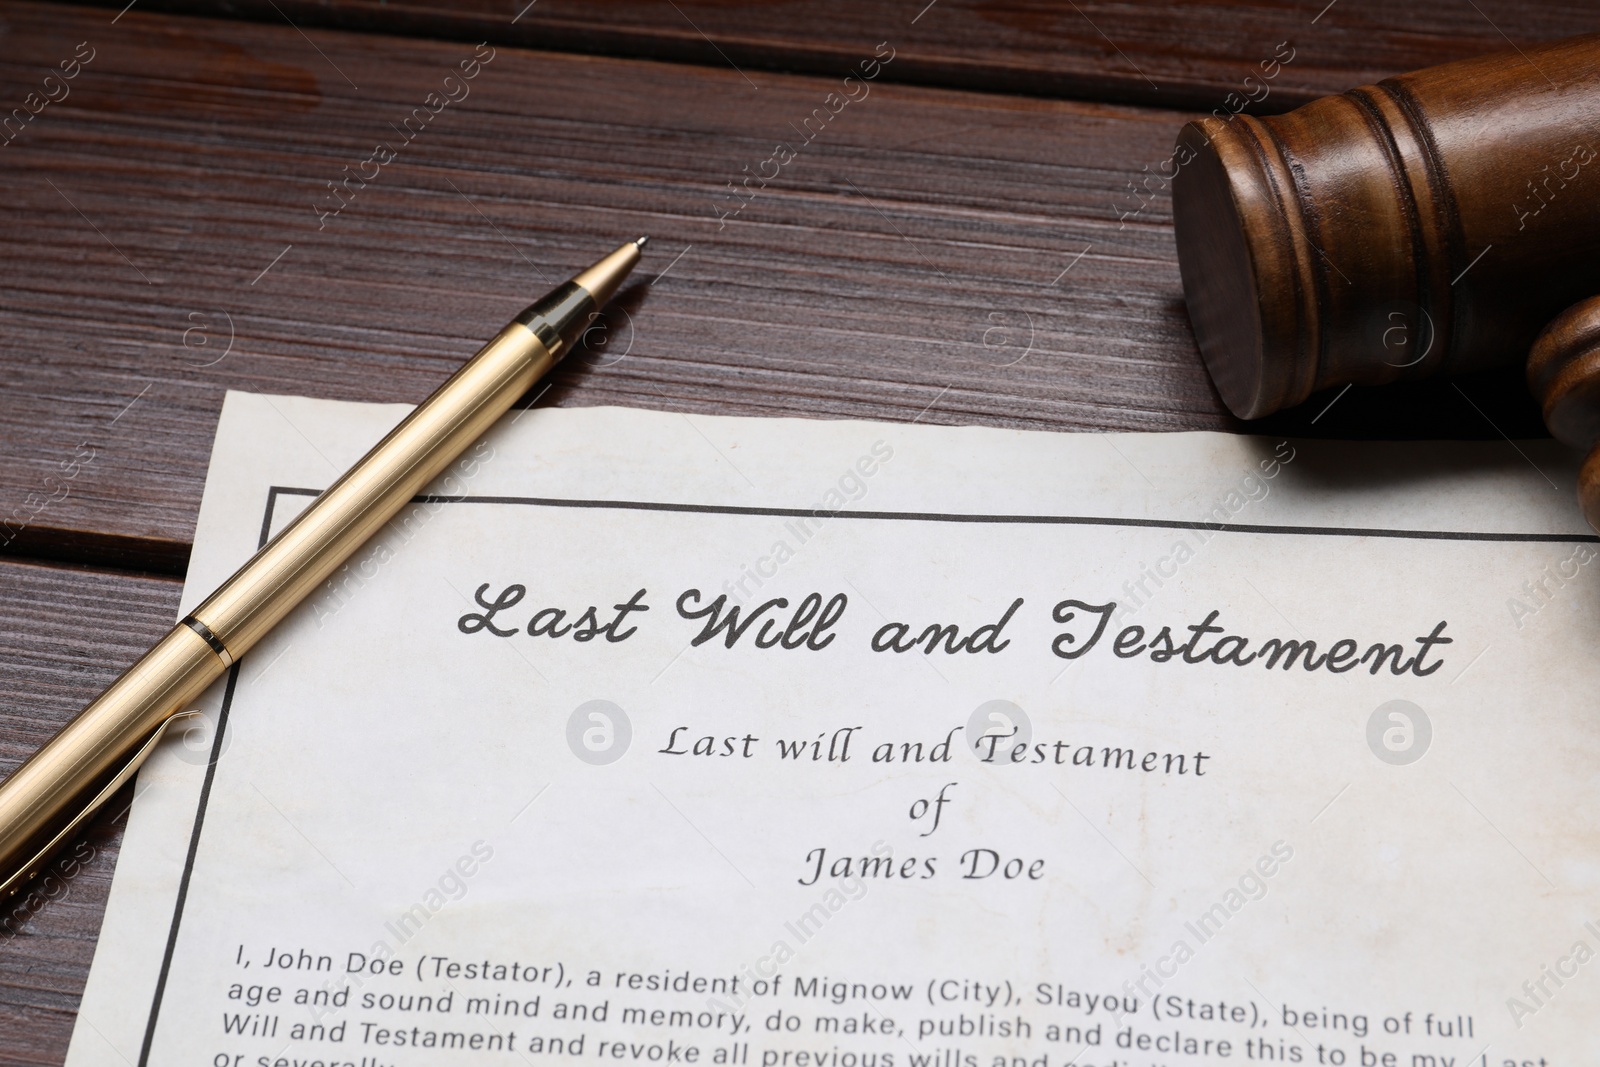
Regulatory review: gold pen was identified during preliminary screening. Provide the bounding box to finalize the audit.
[0,237,647,898]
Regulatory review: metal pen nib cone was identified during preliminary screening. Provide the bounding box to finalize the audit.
[0,239,645,900]
[516,238,647,360]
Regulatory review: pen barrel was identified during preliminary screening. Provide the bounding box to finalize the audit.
[0,239,640,896]
[0,321,548,895]
[0,626,221,889]
[193,322,551,656]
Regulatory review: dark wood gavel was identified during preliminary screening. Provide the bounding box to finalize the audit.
[1172,34,1600,526]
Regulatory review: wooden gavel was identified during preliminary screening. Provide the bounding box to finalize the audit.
[1172,34,1600,527]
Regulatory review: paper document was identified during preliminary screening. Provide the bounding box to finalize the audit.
[67,393,1600,1067]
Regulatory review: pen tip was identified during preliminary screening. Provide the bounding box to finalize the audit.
[634,235,650,251]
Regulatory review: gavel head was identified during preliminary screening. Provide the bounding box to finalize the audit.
[1172,34,1600,421]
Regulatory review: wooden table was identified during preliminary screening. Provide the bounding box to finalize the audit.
[0,2,1586,1060]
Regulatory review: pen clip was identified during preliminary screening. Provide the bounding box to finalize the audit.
[0,711,193,901]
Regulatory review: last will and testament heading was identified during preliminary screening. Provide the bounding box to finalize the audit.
[455,585,1453,679]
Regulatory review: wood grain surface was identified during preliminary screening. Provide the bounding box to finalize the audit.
[0,1,1547,575]
[0,558,181,1067]
[62,0,1600,112]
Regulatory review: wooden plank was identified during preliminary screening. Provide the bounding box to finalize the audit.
[60,0,1600,112]
[0,2,1548,568]
[0,558,182,1067]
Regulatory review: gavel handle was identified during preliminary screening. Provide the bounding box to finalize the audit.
[1529,296,1600,534]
